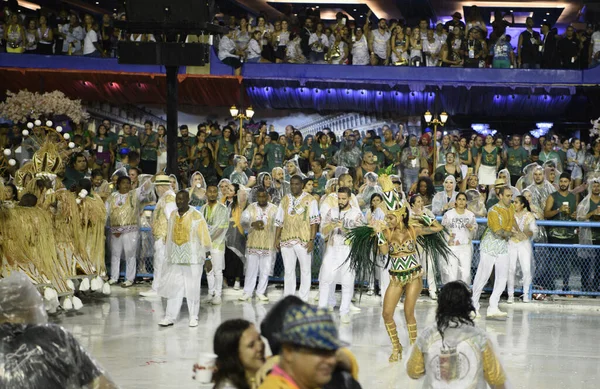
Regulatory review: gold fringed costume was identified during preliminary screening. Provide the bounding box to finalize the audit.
[79,193,107,277]
[52,189,97,277]
[0,205,70,294]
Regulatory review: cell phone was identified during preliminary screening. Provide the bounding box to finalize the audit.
[467,168,473,175]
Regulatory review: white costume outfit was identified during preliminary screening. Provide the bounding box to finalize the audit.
[508,211,538,301]
[472,203,514,314]
[441,208,476,284]
[150,188,177,292]
[158,208,212,322]
[241,202,278,296]
[200,202,229,298]
[318,206,365,316]
[275,192,320,301]
[319,191,361,306]
[105,178,153,283]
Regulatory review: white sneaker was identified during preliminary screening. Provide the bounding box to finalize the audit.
[522,297,531,303]
[211,296,222,305]
[139,290,157,297]
[108,279,118,285]
[328,306,335,313]
[189,319,199,327]
[341,314,351,324]
[429,291,438,300]
[349,303,361,312]
[158,318,174,327]
[470,310,481,319]
[234,281,241,290]
[239,293,252,301]
[366,289,375,296]
[486,308,508,318]
[256,294,269,301]
[72,296,83,310]
[121,281,134,288]
[507,296,514,304]
[79,278,91,292]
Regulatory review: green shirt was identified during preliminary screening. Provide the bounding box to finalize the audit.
[264,143,286,170]
[313,173,328,196]
[287,143,309,160]
[363,144,385,167]
[180,135,196,149]
[458,148,471,166]
[141,132,158,161]
[216,138,235,167]
[481,147,498,167]
[311,144,337,164]
[548,191,576,240]
[382,143,402,166]
[471,146,481,160]
[506,147,529,177]
[539,150,560,165]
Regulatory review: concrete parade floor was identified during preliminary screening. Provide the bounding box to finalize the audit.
[54,285,600,389]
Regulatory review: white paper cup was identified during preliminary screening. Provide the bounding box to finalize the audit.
[195,353,217,384]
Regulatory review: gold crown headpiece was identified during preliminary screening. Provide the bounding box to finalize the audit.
[32,142,63,175]
[378,173,408,221]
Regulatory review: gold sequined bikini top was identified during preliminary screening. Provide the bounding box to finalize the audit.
[389,238,417,257]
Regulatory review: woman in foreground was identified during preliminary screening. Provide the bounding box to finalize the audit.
[407,281,507,389]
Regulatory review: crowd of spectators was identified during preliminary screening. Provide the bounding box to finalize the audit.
[217,5,600,73]
[2,5,599,71]
[3,116,600,294]
[0,7,152,57]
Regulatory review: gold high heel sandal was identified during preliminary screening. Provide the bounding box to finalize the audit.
[385,322,403,362]
[407,323,418,345]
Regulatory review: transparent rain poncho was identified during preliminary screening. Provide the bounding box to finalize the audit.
[576,177,600,259]
[524,165,556,213]
[0,272,119,389]
[230,155,250,186]
[249,172,277,204]
[432,175,458,216]
[358,172,382,212]
[270,167,290,206]
[188,171,207,208]
[515,163,539,193]
[487,169,520,203]
[466,189,486,239]
[284,156,306,182]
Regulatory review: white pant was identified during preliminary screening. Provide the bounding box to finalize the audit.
[152,239,166,292]
[508,240,532,298]
[206,249,225,297]
[110,231,138,282]
[472,252,509,312]
[379,255,391,298]
[281,244,312,301]
[426,255,437,293]
[165,264,203,321]
[318,245,355,315]
[244,252,273,296]
[443,244,473,285]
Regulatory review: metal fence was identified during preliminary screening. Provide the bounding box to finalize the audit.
[117,207,600,297]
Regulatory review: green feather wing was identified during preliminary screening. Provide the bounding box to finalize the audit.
[345,226,380,289]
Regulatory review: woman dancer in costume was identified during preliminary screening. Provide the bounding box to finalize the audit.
[346,173,450,362]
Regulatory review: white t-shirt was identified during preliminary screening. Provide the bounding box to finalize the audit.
[83,29,98,55]
[441,208,476,246]
[372,29,391,59]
